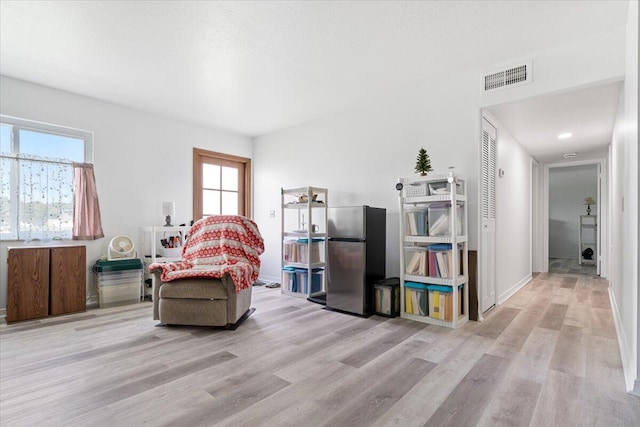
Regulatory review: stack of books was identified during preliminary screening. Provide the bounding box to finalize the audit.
[405,208,428,235]
[404,282,428,316]
[405,247,429,276]
[427,243,463,278]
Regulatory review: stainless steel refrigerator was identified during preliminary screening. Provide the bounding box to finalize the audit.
[327,206,386,315]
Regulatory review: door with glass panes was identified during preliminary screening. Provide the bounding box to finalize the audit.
[193,148,251,220]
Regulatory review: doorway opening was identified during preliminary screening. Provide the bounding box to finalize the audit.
[543,159,606,277]
[547,164,599,275]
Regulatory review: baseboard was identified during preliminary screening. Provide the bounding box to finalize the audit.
[497,274,533,305]
[259,274,280,284]
[86,293,99,309]
[609,287,637,392]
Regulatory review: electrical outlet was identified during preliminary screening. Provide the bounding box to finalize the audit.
[269,210,276,218]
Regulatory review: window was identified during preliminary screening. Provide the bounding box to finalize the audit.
[0,115,93,241]
[193,148,251,220]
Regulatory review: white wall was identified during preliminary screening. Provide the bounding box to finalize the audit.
[253,27,626,285]
[254,68,481,281]
[548,165,598,259]
[487,114,533,304]
[0,76,252,310]
[609,0,639,394]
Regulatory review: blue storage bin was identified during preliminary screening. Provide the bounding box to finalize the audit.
[426,284,464,320]
[404,281,429,316]
[295,268,323,294]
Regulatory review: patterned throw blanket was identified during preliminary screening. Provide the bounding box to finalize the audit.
[149,215,265,294]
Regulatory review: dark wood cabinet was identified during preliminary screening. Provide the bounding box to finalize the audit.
[7,246,86,322]
[50,246,86,316]
[7,248,50,322]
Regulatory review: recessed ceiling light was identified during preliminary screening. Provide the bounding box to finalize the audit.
[558,132,573,139]
[563,152,577,158]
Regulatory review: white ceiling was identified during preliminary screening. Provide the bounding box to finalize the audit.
[486,81,623,164]
[0,0,630,140]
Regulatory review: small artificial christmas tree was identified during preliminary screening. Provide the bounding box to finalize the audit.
[415,148,433,176]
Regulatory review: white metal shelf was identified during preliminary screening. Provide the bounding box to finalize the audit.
[282,202,327,210]
[281,186,328,299]
[140,225,191,299]
[282,261,327,269]
[402,312,469,328]
[282,232,327,238]
[403,235,468,244]
[578,215,597,266]
[404,274,468,286]
[404,194,467,204]
[398,172,469,329]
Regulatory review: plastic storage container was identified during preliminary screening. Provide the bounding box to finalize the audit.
[404,281,429,316]
[374,278,400,317]
[427,180,464,196]
[282,266,297,293]
[427,203,463,236]
[283,239,300,262]
[404,206,428,236]
[296,238,324,264]
[404,246,429,276]
[427,284,464,321]
[403,181,428,197]
[295,268,323,294]
[426,243,464,279]
[95,259,143,308]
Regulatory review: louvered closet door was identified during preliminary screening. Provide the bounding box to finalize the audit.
[481,117,497,313]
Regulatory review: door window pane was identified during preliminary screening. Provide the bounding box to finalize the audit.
[221,166,238,191]
[202,164,220,189]
[221,192,238,215]
[202,189,220,216]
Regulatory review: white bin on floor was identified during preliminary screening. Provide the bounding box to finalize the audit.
[94,259,143,308]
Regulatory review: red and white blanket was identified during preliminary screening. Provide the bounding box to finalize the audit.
[149,215,265,294]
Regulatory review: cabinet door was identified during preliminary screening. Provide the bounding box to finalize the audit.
[7,248,50,322]
[50,246,86,315]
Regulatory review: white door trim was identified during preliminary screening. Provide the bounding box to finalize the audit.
[542,157,608,277]
[531,158,542,273]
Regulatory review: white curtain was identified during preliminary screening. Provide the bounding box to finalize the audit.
[0,154,73,241]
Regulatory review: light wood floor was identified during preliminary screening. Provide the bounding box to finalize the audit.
[549,257,597,275]
[1,272,639,426]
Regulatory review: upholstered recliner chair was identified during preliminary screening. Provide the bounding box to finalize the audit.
[151,273,253,327]
[150,215,264,328]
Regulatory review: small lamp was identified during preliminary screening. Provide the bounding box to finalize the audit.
[583,197,596,215]
[162,202,175,226]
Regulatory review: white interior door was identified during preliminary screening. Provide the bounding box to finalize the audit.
[481,117,497,313]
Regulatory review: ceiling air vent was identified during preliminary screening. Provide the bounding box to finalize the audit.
[483,60,532,92]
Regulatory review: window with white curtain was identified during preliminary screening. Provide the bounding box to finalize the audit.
[0,115,93,241]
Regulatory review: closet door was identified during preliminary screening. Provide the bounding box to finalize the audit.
[481,117,497,313]
[7,248,50,322]
[50,246,86,315]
